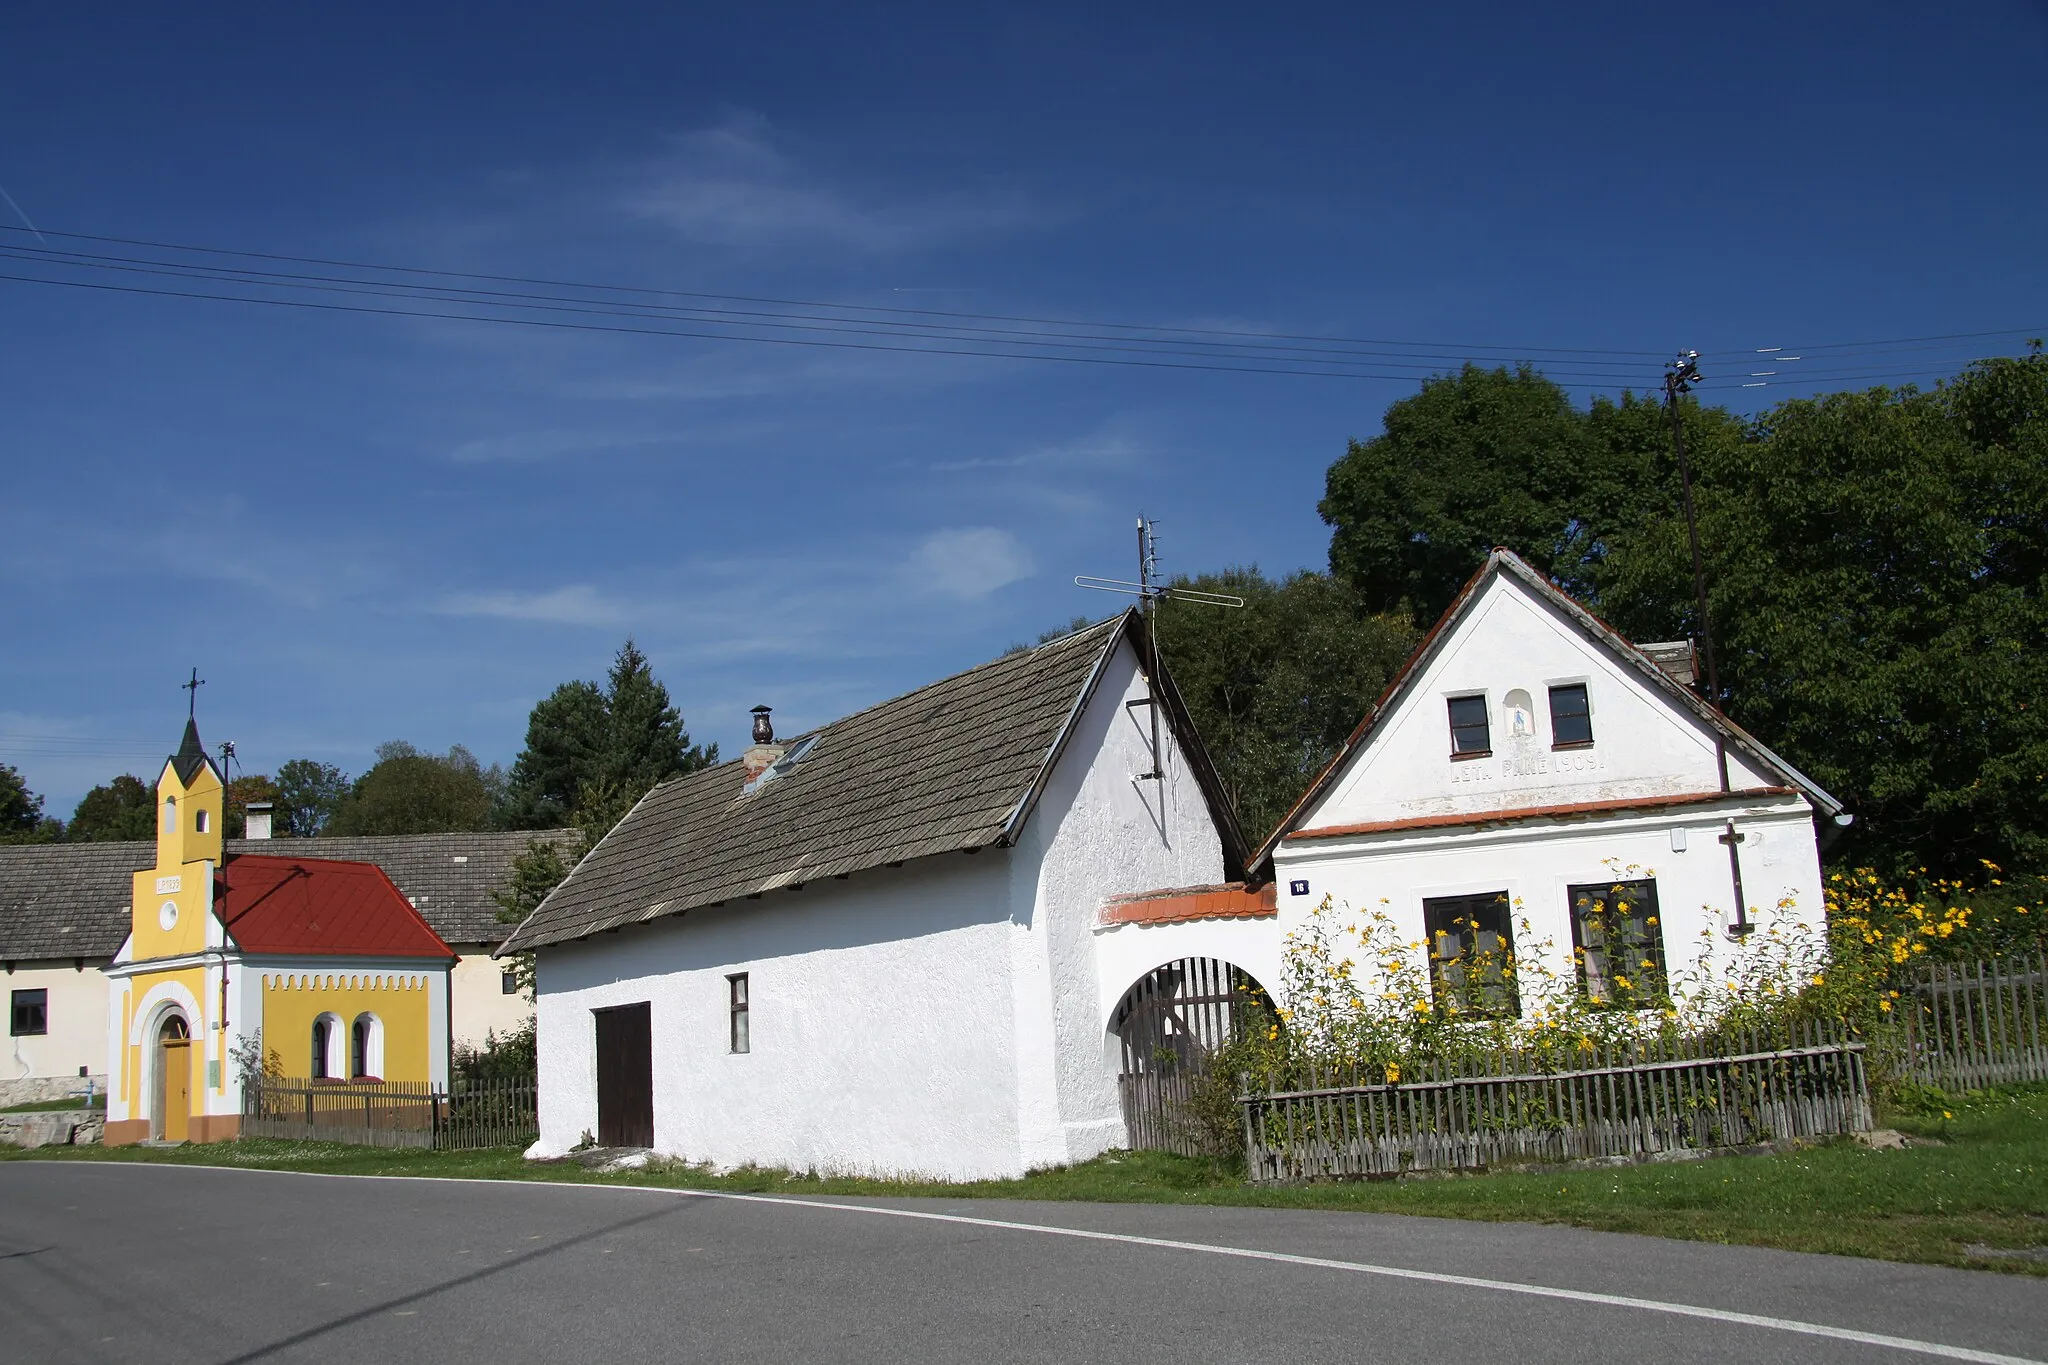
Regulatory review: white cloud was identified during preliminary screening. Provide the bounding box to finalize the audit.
[622,112,1035,252]
[436,584,634,628]
[909,528,1035,600]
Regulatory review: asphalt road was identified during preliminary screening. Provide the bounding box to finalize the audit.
[3,1163,2045,1364]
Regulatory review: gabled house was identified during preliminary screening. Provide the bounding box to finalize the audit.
[1102,549,1847,1032]
[101,720,457,1144]
[500,611,1248,1179]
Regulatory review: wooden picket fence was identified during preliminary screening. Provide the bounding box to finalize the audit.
[1240,1022,1870,1182]
[1892,948,2048,1090]
[242,1076,537,1150]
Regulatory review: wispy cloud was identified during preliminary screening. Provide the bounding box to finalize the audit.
[909,527,1035,600]
[928,423,1148,474]
[622,111,1038,252]
[436,584,635,627]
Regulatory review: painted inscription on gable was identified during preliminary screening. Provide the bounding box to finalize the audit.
[1450,749,1604,786]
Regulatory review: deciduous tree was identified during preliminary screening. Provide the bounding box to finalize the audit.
[67,774,155,842]
[273,759,350,838]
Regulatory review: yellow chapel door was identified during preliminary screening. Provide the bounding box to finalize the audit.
[158,1016,192,1142]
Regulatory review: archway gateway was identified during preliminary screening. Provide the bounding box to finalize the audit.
[154,1012,192,1142]
[1109,957,1271,1155]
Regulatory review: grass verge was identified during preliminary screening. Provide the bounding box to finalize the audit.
[10,1084,2044,1276]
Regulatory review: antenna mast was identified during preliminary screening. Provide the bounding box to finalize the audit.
[1075,516,1242,781]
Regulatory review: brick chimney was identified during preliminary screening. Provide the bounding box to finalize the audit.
[244,801,274,840]
[741,705,786,781]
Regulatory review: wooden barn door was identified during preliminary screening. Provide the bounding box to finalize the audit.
[593,1002,654,1148]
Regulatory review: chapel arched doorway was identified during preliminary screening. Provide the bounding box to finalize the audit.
[154,1012,192,1142]
[1109,957,1272,1155]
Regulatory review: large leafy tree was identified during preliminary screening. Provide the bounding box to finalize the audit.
[0,762,60,843]
[67,774,156,842]
[1320,364,1698,629]
[1152,569,1416,844]
[273,759,350,837]
[1597,351,2048,879]
[326,742,502,837]
[503,638,716,830]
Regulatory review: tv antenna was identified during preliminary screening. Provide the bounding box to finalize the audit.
[1075,517,1241,780]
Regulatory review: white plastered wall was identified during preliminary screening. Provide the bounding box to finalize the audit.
[532,852,1022,1180]
[449,947,532,1049]
[1308,572,1773,830]
[4,960,110,1088]
[1274,795,1827,1008]
[1007,637,1230,1168]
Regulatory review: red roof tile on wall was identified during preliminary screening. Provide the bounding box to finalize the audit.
[219,855,455,959]
[1097,881,1277,928]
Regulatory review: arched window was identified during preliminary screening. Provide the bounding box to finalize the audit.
[350,1013,383,1080]
[195,808,210,833]
[162,796,177,833]
[311,1017,332,1079]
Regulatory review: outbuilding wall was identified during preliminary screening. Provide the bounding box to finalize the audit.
[532,851,1023,1179]
[4,960,109,1088]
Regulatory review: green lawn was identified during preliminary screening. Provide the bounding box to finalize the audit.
[0,1096,106,1114]
[11,1085,2045,1276]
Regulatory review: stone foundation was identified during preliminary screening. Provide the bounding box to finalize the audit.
[0,1110,104,1149]
[0,1074,107,1108]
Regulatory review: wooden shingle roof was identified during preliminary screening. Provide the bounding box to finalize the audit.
[0,829,574,961]
[500,610,1247,953]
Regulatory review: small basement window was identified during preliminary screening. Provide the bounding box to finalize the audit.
[10,988,47,1037]
[1446,694,1491,757]
[1550,683,1593,747]
[728,973,750,1054]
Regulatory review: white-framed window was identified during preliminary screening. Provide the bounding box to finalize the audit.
[728,973,750,1054]
[350,1013,384,1080]
[311,1012,343,1079]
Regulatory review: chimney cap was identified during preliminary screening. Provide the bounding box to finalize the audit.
[245,801,273,812]
[750,705,774,744]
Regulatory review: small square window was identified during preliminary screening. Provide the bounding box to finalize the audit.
[10,988,48,1037]
[1570,878,1667,1007]
[1550,683,1593,747]
[501,970,519,995]
[728,973,750,1054]
[1447,694,1491,757]
[1422,893,1518,1018]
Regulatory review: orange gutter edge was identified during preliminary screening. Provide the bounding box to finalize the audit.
[1284,787,1801,843]
[1097,881,1278,928]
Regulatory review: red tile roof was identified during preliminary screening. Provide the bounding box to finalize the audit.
[218,854,455,959]
[1097,881,1277,928]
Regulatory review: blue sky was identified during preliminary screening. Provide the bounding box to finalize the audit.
[4,2,2044,814]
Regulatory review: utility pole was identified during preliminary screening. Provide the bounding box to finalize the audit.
[1666,351,1751,936]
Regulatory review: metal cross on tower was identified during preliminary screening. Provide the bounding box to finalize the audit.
[182,668,206,720]
[1075,517,1242,780]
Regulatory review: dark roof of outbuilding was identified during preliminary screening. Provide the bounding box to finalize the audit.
[499,610,1247,954]
[0,829,575,961]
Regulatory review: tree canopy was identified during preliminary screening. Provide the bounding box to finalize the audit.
[0,762,58,844]
[273,758,350,838]
[66,774,156,842]
[1596,351,2048,879]
[1152,569,1416,844]
[1319,364,1738,629]
[326,742,503,837]
[503,638,716,831]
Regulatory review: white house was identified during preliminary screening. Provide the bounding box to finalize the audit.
[501,612,1250,1180]
[1095,549,1848,1034]
[508,555,1848,1179]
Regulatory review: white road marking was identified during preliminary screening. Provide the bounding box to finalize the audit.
[36,1162,2043,1365]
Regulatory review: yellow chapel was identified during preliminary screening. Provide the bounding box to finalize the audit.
[104,716,456,1144]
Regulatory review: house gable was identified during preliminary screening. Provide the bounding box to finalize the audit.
[1293,555,1825,836]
